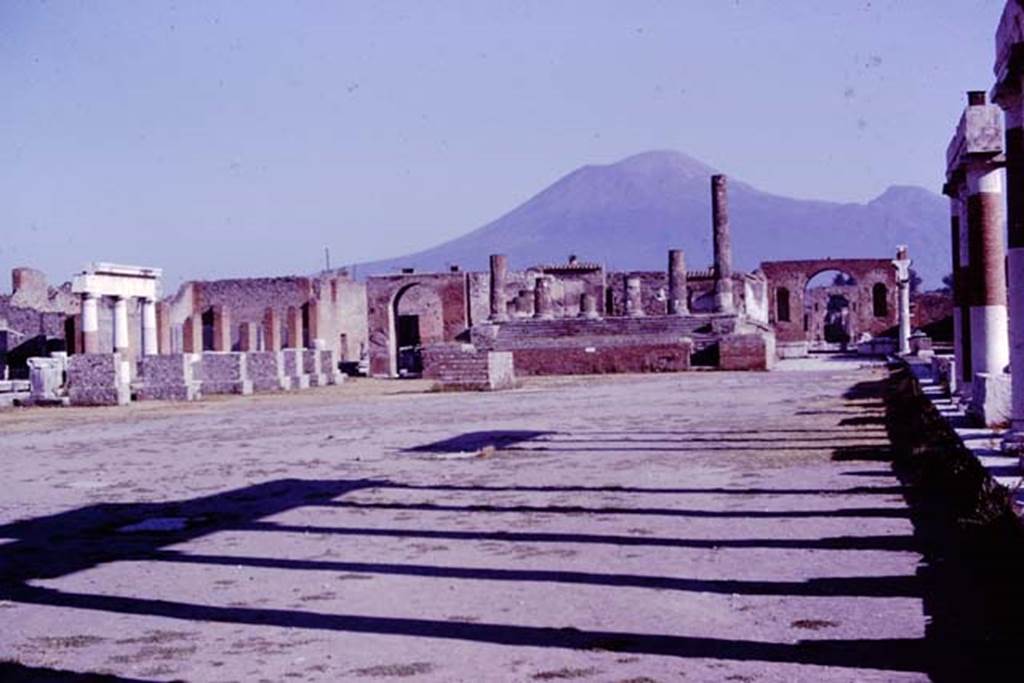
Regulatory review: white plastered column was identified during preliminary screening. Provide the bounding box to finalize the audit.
[949,195,965,391]
[892,247,912,355]
[81,293,100,353]
[113,296,130,354]
[142,298,158,356]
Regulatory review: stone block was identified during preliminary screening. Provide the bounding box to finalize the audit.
[422,343,516,391]
[281,348,310,389]
[968,372,1012,428]
[137,354,201,401]
[719,333,774,371]
[303,349,328,387]
[931,355,958,395]
[319,349,345,385]
[27,356,65,401]
[246,351,289,392]
[198,352,253,395]
[68,353,130,406]
[857,337,897,357]
[776,341,809,359]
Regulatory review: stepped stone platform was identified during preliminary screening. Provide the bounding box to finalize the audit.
[422,343,515,390]
[467,313,770,375]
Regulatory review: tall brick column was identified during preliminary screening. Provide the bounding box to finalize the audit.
[286,305,303,348]
[211,305,231,352]
[156,302,171,355]
[183,314,203,353]
[668,249,688,315]
[263,307,282,351]
[991,5,1024,453]
[489,254,509,322]
[711,174,734,313]
[941,185,972,388]
[946,90,1008,392]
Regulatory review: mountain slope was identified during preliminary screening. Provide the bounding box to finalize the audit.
[358,150,949,287]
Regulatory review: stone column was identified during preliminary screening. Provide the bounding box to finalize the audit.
[515,290,532,318]
[992,6,1024,453]
[263,308,282,351]
[489,254,509,322]
[533,277,554,320]
[156,302,171,355]
[112,296,130,355]
[211,305,231,352]
[286,305,303,348]
[81,293,100,353]
[1005,99,1024,450]
[625,276,644,317]
[141,298,158,356]
[892,246,912,355]
[306,300,321,346]
[667,249,688,315]
[965,162,1010,378]
[238,322,258,351]
[711,174,734,313]
[947,190,973,388]
[579,293,599,319]
[183,314,203,353]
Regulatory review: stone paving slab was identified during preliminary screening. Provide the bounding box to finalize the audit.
[0,369,933,681]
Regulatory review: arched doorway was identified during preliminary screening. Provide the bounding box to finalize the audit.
[804,270,857,351]
[391,283,445,377]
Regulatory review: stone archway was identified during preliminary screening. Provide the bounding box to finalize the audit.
[759,258,899,355]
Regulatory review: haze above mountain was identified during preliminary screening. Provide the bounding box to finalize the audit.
[358,150,949,288]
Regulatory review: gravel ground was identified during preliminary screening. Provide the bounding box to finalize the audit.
[0,363,932,682]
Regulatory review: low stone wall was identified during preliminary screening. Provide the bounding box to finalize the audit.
[137,354,201,401]
[68,353,129,406]
[719,333,775,371]
[246,351,288,392]
[510,341,692,376]
[422,344,515,390]
[198,352,253,395]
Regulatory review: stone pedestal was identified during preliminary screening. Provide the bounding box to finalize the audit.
[27,356,65,403]
[68,353,130,406]
[968,371,1012,428]
[303,349,328,387]
[319,349,345,385]
[137,354,201,401]
[281,348,310,390]
[198,352,253,395]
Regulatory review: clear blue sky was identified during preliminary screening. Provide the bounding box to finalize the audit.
[0,1,1007,288]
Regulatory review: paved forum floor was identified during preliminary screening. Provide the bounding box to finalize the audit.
[0,362,936,681]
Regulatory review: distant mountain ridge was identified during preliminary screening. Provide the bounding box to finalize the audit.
[357,150,949,287]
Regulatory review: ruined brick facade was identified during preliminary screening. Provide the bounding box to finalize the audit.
[759,258,899,349]
[163,272,367,365]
